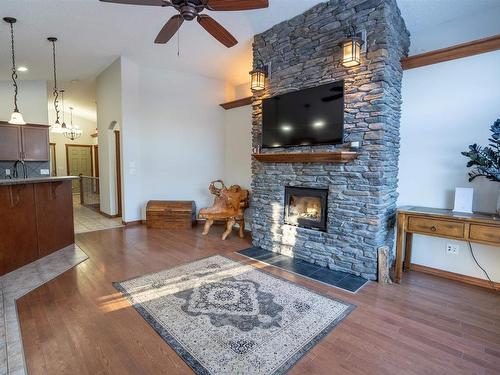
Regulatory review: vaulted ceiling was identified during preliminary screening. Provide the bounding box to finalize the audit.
[1,0,499,87]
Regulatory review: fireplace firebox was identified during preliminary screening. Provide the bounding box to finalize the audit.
[284,187,328,231]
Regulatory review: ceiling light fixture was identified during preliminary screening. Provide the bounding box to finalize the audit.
[48,37,64,133]
[17,66,28,72]
[340,26,364,68]
[4,17,26,125]
[64,106,83,141]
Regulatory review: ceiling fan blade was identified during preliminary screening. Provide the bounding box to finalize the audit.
[197,15,237,48]
[206,0,268,11]
[155,15,184,44]
[99,0,170,6]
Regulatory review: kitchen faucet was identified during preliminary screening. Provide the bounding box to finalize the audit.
[12,160,28,179]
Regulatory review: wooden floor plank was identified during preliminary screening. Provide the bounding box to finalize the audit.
[16,225,500,375]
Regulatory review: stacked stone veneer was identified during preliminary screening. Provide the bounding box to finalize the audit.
[251,0,410,280]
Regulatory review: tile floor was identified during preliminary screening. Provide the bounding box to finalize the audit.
[237,247,369,293]
[73,199,123,234]
[0,245,88,375]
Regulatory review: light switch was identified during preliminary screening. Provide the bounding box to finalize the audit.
[40,169,50,175]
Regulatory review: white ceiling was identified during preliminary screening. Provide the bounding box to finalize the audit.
[0,0,324,86]
[1,0,499,91]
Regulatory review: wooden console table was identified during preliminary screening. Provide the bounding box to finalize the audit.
[395,206,500,286]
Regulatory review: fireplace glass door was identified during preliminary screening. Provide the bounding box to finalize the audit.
[284,187,328,231]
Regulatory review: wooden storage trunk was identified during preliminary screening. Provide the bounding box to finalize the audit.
[146,200,196,229]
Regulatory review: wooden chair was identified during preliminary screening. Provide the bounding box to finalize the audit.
[199,180,249,240]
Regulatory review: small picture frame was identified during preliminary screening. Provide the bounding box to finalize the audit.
[453,187,473,213]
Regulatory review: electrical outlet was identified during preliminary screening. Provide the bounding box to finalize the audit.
[5,169,10,176]
[446,244,459,255]
[40,169,50,175]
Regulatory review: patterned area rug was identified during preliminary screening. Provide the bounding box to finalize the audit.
[114,255,355,375]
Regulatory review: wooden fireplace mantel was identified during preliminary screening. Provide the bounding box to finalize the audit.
[252,151,358,163]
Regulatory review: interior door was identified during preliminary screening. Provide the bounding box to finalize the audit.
[66,145,93,193]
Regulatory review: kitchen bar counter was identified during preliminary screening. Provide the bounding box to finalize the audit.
[0,176,77,185]
[0,178,75,276]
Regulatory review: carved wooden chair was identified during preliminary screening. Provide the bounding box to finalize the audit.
[199,180,249,240]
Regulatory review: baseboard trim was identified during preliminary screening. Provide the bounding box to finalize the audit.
[99,211,121,219]
[410,263,500,291]
[122,220,144,226]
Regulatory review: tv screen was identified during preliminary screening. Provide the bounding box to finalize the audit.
[261,80,344,148]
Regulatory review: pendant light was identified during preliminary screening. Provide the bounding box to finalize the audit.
[60,89,67,130]
[48,37,63,133]
[3,17,26,125]
[64,107,82,141]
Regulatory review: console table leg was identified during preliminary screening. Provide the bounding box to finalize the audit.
[404,232,413,272]
[395,213,406,283]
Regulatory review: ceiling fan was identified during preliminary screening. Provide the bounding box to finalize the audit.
[100,0,269,48]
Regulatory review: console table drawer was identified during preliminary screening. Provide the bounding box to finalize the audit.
[469,224,500,244]
[408,217,465,238]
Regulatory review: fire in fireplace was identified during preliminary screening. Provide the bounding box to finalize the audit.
[284,186,328,231]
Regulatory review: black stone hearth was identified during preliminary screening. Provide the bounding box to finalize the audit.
[237,247,368,293]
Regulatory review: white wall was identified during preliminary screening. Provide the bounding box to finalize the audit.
[399,51,500,282]
[96,59,122,216]
[119,58,226,222]
[0,80,48,124]
[223,105,252,191]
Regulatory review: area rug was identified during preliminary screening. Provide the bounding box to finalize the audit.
[113,255,355,375]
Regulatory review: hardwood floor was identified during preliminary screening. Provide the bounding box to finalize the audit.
[17,225,500,375]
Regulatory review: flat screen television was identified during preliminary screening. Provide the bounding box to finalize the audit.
[261,80,344,148]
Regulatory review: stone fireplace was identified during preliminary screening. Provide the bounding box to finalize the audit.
[251,0,410,280]
[284,187,328,232]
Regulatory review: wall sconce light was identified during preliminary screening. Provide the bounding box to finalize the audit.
[250,59,268,92]
[340,26,364,68]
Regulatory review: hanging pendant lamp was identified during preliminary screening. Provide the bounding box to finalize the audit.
[4,17,26,125]
[48,37,63,133]
[60,89,68,130]
[64,106,82,141]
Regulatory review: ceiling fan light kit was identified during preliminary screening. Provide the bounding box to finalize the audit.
[4,17,26,125]
[100,0,269,47]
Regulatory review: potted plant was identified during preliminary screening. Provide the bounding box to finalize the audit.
[462,119,500,214]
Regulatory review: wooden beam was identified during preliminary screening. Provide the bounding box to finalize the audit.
[219,96,253,110]
[252,151,358,163]
[402,34,500,70]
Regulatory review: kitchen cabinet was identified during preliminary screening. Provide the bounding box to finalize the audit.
[34,180,74,257]
[0,183,39,275]
[0,178,75,276]
[0,122,49,161]
[0,123,22,160]
[22,125,50,161]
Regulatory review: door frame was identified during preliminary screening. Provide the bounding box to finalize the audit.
[93,145,99,178]
[65,144,94,177]
[114,130,122,216]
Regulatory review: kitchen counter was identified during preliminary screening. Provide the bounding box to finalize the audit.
[0,178,75,276]
[0,175,77,186]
